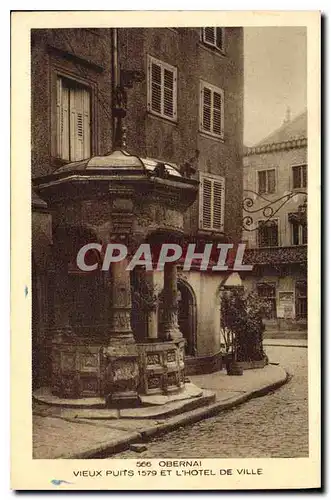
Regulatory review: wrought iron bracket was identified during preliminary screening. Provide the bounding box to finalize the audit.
[242,189,307,232]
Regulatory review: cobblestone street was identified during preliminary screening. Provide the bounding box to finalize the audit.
[114,346,308,459]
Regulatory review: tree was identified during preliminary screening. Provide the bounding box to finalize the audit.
[220,288,270,362]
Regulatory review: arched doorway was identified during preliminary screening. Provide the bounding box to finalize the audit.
[177,279,197,356]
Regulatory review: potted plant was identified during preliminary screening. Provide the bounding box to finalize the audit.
[220,288,270,375]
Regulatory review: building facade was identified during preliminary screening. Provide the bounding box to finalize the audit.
[31,27,244,398]
[242,111,307,337]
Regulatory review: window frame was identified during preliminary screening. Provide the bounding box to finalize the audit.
[257,168,276,195]
[50,66,97,166]
[201,27,226,53]
[257,218,279,248]
[147,55,178,123]
[292,163,307,190]
[256,282,277,319]
[199,80,225,140]
[291,220,308,245]
[295,281,307,321]
[198,172,225,233]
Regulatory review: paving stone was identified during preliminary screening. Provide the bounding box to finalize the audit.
[129,443,148,453]
[114,346,308,459]
[120,390,215,418]
[140,383,203,406]
[33,417,140,459]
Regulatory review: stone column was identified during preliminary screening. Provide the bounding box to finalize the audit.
[145,272,158,340]
[103,257,140,407]
[162,263,183,341]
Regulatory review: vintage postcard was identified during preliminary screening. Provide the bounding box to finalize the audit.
[11,10,321,490]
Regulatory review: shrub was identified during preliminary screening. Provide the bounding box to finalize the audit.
[220,288,270,362]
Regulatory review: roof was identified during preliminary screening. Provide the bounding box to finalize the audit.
[54,150,183,178]
[255,110,307,147]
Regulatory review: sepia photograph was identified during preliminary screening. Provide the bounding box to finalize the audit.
[11,10,320,490]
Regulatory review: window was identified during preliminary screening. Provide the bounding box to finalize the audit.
[291,221,307,245]
[56,76,91,162]
[200,81,224,139]
[202,27,225,52]
[292,164,307,189]
[257,283,277,319]
[257,220,279,247]
[296,281,307,320]
[199,173,225,232]
[147,56,177,121]
[258,169,276,194]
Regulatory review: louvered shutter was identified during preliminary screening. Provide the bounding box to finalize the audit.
[56,77,69,161]
[148,56,177,120]
[202,87,212,132]
[203,27,216,45]
[213,91,222,135]
[163,68,175,118]
[212,178,225,231]
[200,175,225,232]
[151,62,162,114]
[69,86,91,161]
[201,177,212,229]
[216,28,224,50]
[82,88,91,159]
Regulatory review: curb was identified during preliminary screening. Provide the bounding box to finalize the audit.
[67,367,289,459]
[264,343,307,348]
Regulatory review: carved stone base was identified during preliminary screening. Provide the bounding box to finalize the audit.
[103,342,140,408]
[137,340,185,395]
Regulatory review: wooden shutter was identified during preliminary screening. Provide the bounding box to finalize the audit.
[201,177,212,229]
[212,177,225,231]
[212,90,222,135]
[202,87,212,132]
[292,166,301,189]
[302,165,307,187]
[82,88,91,159]
[163,67,176,118]
[200,174,225,231]
[150,61,162,114]
[200,83,224,138]
[203,27,216,46]
[69,86,91,161]
[258,171,267,193]
[148,56,177,120]
[56,77,69,161]
[268,170,276,193]
[216,28,224,50]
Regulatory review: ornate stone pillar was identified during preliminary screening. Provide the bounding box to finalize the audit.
[145,272,158,340]
[103,256,140,407]
[162,263,183,341]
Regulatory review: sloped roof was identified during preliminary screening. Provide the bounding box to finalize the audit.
[255,110,307,147]
[54,150,182,177]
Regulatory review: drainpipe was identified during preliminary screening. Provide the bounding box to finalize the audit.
[112,28,119,147]
[111,28,127,149]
